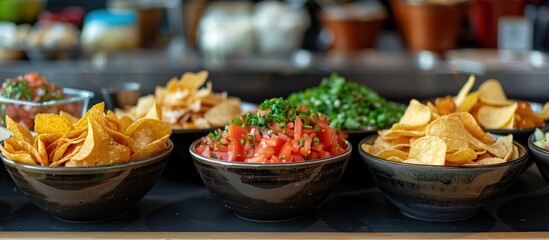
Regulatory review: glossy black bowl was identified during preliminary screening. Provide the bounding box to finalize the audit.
[359,135,528,222]
[165,128,214,181]
[1,140,173,222]
[341,129,377,185]
[189,139,352,221]
[528,127,549,184]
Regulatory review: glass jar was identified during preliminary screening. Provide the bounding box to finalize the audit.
[81,9,139,53]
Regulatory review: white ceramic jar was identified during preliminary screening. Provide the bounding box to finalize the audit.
[198,2,255,60]
[252,1,310,56]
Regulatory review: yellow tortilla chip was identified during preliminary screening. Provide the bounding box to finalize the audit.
[398,99,432,127]
[5,116,33,144]
[478,79,514,106]
[34,114,74,137]
[66,118,130,167]
[477,102,518,129]
[407,136,446,166]
[455,74,475,107]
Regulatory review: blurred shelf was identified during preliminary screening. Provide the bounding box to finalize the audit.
[0,49,548,105]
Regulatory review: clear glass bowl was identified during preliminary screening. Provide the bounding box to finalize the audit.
[0,88,94,130]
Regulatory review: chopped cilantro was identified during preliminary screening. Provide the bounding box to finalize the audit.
[287,73,405,130]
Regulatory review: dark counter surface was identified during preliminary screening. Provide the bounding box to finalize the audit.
[0,161,548,234]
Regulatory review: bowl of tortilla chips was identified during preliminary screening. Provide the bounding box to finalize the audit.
[0,103,173,221]
[359,99,528,222]
[115,71,252,181]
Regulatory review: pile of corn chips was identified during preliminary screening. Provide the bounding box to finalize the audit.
[116,70,242,129]
[438,75,547,129]
[0,102,171,167]
[362,99,519,166]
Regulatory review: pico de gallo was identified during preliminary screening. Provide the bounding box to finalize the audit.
[194,98,348,163]
[0,73,79,130]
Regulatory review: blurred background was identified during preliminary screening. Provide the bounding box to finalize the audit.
[4,0,548,58]
[1,0,549,105]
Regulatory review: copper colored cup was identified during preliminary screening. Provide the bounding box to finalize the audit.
[391,0,470,55]
[318,11,386,52]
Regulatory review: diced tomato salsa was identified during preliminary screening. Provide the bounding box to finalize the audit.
[195,98,347,163]
[0,73,81,130]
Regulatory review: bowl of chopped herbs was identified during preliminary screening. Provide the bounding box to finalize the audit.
[287,73,405,185]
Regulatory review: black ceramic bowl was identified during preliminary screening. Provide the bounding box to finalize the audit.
[528,127,549,184]
[165,128,213,181]
[0,140,173,222]
[341,129,376,184]
[359,135,528,222]
[189,139,352,221]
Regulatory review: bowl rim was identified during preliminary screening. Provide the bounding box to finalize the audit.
[527,126,549,153]
[0,87,94,107]
[1,139,173,174]
[358,134,528,169]
[189,137,352,168]
[172,127,216,135]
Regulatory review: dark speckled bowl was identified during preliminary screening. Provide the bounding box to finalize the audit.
[165,128,213,181]
[359,135,528,222]
[528,127,549,184]
[189,138,352,221]
[0,140,173,222]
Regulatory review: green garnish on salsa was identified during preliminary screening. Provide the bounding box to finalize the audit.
[195,98,347,163]
[1,73,64,102]
[288,74,405,130]
[0,73,69,129]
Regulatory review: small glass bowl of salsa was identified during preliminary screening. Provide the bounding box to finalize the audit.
[0,73,94,131]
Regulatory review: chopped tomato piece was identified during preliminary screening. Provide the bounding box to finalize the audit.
[247,155,266,163]
[294,116,303,140]
[228,141,244,161]
[318,126,334,147]
[212,151,228,160]
[279,141,294,159]
[228,124,247,142]
[293,154,305,162]
[256,145,275,159]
